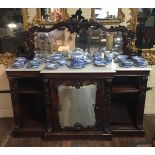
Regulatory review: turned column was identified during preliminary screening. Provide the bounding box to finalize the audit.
[49,79,60,131]
[9,78,22,129]
[95,78,112,133]
[43,79,52,132]
[136,76,148,130]
[104,78,113,133]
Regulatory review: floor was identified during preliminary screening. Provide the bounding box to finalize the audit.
[0,115,155,147]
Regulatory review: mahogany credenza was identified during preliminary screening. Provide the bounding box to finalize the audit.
[5,65,151,140]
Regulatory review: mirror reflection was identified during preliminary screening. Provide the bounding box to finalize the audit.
[34,29,123,55]
[94,8,118,20]
[40,8,67,23]
[136,8,155,48]
[91,8,125,24]
[0,8,25,53]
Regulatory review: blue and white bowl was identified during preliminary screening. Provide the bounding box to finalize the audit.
[44,63,59,70]
[57,59,67,66]
[94,59,107,67]
[119,60,134,68]
[11,62,25,69]
[15,57,27,62]
[114,55,128,63]
[26,60,40,69]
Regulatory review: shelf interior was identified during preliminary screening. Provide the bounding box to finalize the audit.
[17,77,43,93]
[19,94,45,129]
[111,93,138,126]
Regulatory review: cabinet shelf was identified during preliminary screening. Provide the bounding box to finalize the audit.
[112,85,139,94]
[18,90,43,94]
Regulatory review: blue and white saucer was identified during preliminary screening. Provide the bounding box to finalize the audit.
[44,63,59,70]
[94,59,107,67]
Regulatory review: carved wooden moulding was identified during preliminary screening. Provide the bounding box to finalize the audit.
[142,48,155,65]
[0,52,15,67]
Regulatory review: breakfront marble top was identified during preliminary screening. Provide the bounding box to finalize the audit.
[6,61,152,73]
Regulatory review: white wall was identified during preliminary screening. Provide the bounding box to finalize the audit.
[144,65,155,114]
[0,65,13,117]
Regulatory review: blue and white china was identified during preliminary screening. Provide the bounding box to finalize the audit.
[84,58,93,64]
[94,59,107,67]
[105,53,113,63]
[114,55,128,63]
[33,58,43,64]
[93,52,102,61]
[44,63,59,70]
[119,60,134,68]
[11,62,25,69]
[27,60,40,68]
[72,48,84,55]
[134,61,148,68]
[93,52,101,58]
[68,59,86,69]
[15,57,27,62]
[54,52,62,57]
[132,56,142,60]
[72,53,84,61]
[57,59,67,66]
[51,55,62,61]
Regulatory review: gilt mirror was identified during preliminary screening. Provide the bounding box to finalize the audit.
[91,8,125,24]
[33,8,68,25]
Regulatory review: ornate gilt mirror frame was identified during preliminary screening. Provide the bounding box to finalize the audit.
[21,8,30,30]
[32,8,68,25]
[127,8,138,32]
[91,8,125,24]
[21,8,138,31]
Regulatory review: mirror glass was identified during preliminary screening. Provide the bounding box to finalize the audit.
[0,8,25,53]
[93,8,118,20]
[91,8,125,24]
[136,8,155,48]
[37,8,68,24]
[34,29,123,55]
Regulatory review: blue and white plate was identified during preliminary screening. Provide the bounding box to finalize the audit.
[44,63,59,70]
[11,62,25,69]
[94,59,107,67]
[57,59,67,66]
[134,62,149,68]
[68,64,85,69]
[15,57,27,62]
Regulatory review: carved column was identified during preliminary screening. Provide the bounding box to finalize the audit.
[136,76,148,129]
[43,79,52,132]
[95,80,104,130]
[50,79,60,131]
[103,78,113,133]
[9,78,22,129]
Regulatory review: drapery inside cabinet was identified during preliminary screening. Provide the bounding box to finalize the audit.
[58,85,97,127]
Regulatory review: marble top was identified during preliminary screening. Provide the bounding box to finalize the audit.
[6,62,152,73]
[40,63,116,74]
[6,64,45,72]
[113,63,152,71]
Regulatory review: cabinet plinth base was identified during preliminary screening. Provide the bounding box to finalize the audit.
[43,131,112,140]
[12,128,44,137]
[112,129,145,137]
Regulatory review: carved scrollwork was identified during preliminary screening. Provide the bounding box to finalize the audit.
[136,121,143,130]
[21,8,30,31]
[127,8,138,32]
[72,81,83,89]
[142,48,155,65]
